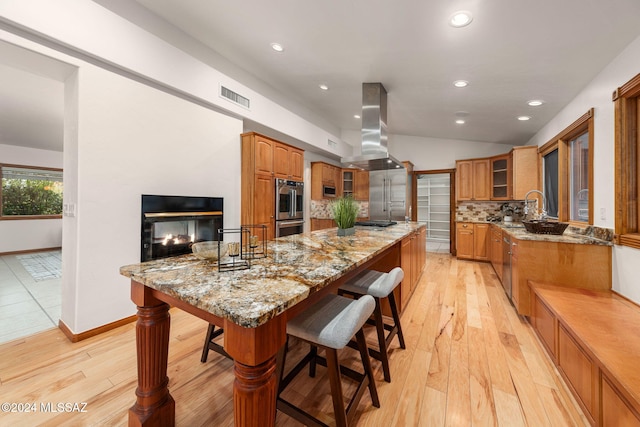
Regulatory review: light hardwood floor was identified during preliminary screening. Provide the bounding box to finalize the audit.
[0,253,588,426]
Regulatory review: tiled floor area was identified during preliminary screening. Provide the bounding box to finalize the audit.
[426,240,450,253]
[0,250,61,344]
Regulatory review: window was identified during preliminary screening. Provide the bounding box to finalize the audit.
[538,109,594,224]
[613,73,640,249]
[0,164,63,219]
[542,148,559,218]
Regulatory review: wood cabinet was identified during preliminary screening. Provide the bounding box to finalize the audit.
[274,142,304,180]
[342,169,369,201]
[510,238,520,307]
[456,222,475,259]
[456,159,490,201]
[242,132,304,240]
[508,238,611,316]
[530,285,640,427]
[511,146,539,200]
[311,162,342,199]
[489,225,503,281]
[456,222,489,261]
[473,223,489,261]
[399,226,427,311]
[244,132,303,181]
[490,154,511,200]
[310,218,336,231]
[558,324,597,424]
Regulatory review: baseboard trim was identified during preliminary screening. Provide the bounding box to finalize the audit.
[58,315,137,343]
[0,246,61,256]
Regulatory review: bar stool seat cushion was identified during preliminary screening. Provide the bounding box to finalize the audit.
[340,267,404,298]
[287,294,375,349]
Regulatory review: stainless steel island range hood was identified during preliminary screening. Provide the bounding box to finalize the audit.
[341,83,404,171]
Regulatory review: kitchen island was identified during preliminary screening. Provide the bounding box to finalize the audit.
[120,222,425,426]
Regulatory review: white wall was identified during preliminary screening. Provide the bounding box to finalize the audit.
[0,143,63,252]
[526,34,640,304]
[341,129,515,170]
[62,64,243,333]
[0,0,353,159]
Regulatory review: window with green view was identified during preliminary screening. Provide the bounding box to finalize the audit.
[1,165,63,217]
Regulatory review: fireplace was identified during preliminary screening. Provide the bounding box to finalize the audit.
[141,195,223,262]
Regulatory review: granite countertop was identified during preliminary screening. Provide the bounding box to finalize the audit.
[120,223,424,328]
[456,219,613,246]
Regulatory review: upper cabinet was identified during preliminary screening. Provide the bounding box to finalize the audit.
[511,146,538,200]
[243,132,304,181]
[311,162,342,199]
[342,169,369,201]
[456,158,490,201]
[274,142,304,180]
[457,146,539,201]
[491,154,512,200]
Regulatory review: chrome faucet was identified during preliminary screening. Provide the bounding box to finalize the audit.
[524,190,547,220]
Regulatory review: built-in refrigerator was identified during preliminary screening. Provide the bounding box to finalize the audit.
[369,169,411,222]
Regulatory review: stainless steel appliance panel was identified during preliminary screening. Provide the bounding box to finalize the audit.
[276,219,304,237]
[276,179,304,220]
[369,170,407,222]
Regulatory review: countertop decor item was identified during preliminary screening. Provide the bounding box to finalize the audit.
[241,224,267,259]
[217,228,250,271]
[192,241,227,260]
[522,220,569,235]
[331,195,358,236]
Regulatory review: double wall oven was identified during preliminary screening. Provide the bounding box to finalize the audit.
[275,179,304,237]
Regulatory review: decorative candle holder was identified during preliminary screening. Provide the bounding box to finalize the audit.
[241,224,267,260]
[217,228,250,271]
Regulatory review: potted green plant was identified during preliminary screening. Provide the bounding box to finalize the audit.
[331,195,359,236]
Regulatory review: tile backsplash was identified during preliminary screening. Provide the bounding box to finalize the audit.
[456,201,525,222]
[310,199,369,219]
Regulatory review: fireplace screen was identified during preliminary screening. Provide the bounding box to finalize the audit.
[141,195,223,262]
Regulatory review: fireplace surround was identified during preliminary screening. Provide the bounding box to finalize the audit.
[141,195,223,262]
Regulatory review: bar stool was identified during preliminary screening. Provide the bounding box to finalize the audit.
[276,293,379,427]
[339,267,406,382]
[200,324,231,362]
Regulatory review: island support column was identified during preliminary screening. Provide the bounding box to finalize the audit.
[129,281,175,426]
[224,316,287,427]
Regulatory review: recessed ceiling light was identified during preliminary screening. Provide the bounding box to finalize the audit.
[517,116,531,121]
[354,114,361,119]
[455,119,466,124]
[449,11,473,28]
[319,84,329,91]
[270,42,284,52]
[527,100,545,106]
[453,80,469,88]
[387,159,393,164]
[395,165,401,168]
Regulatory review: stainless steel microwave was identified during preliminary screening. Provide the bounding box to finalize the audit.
[323,185,336,198]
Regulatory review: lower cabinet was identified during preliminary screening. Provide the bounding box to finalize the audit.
[310,218,336,231]
[558,325,597,424]
[530,286,640,427]
[456,222,474,259]
[602,375,640,427]
[399,227,427,312]
[489,225,503,281]
[456,222,489,261]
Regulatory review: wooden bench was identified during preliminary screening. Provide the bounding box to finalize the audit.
[529,281,640,426]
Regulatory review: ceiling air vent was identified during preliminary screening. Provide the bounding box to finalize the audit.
[220,85,250,109]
